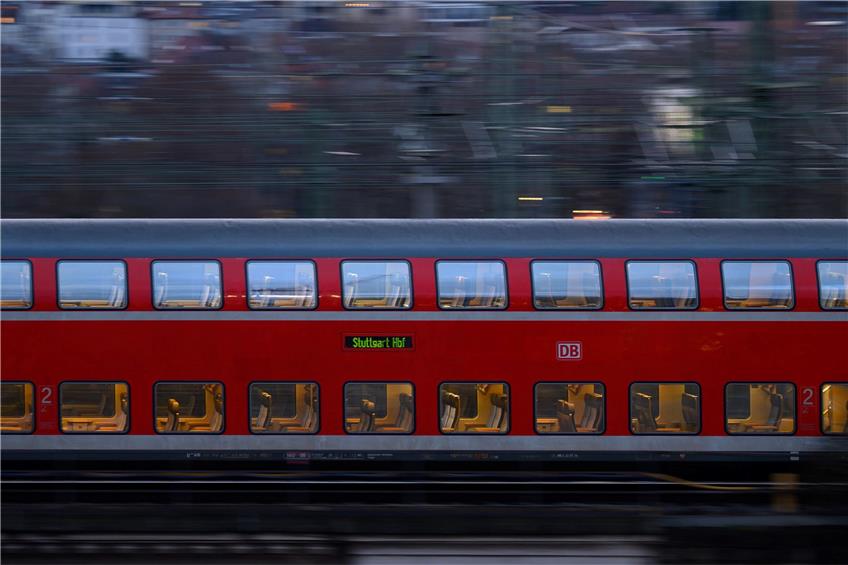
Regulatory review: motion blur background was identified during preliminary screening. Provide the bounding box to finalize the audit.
[1,0,846,219]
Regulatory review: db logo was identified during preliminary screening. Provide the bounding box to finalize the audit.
[557,342,582,360]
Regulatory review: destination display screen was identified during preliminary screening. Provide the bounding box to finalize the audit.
[344,336,413,350]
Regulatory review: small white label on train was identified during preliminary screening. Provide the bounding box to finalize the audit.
[557,342,582,360]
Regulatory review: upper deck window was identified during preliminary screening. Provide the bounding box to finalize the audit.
[152,261,222,309]
[531,261,602,309]
[1,261,32,309]
[722,261,793,310]
[58,261,127,309]
[247,261,316,309]
[342,261,412,309]
[436,261,507,309]
[818,261,847,310]
[627,261,698,310]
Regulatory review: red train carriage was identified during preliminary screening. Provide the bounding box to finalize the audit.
[1,219,846,463]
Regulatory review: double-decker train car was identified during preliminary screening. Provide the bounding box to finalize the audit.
[1,219,846,464]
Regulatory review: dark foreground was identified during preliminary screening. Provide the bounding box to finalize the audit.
[3,461,848,564]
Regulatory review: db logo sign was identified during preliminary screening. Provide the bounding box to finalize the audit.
[557,342,582,360]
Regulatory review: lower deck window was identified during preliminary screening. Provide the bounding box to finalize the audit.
[726,383,795,434]
[630,383,700,434]
[0,382,34,433]
[250,382,318,433]
[344,382,414,433]
[155,382,224,433]
[60,382,129,433]
[440,382,508,434]
[821,383,848,435]
[535,383,604,434]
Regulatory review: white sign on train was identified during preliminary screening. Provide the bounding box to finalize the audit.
[557,342,582,360]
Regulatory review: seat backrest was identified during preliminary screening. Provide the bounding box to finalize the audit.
[441,391,459,430]
[580,392,603,431]
[209,393,224,432]
[397,393,413,430]
[635,393,656,432]
[256,390,272,430]
[115,393,128,431]
[681,392,699,431]
[300,385,316,430]
[766,392,783,426]
[358,399,376,433]
[489,394,507,430]
[843,401,848,434]
[165,398,180,432]
[556,400,577,433]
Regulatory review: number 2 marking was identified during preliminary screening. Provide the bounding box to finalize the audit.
[802,387,814,407]
[40,386,53,405]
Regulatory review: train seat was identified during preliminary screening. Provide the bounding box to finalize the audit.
[256,391,272,431]
[556,400,577,433]
[682,392,699,432]
[165,398,181,432]
[578,392,603,432]
[358,399,376,433]
[378,393,413,432]
[747,392,783,432]
[440,391,460,431]
[633,393,656,433]
[467,393,507,432]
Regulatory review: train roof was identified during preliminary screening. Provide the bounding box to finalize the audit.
[1,219,846,259]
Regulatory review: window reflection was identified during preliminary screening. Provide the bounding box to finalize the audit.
[627,261,697,309]
[153,261,222,309]
[58,261,127,309]
[1,261,32,309]
[247,261,316,309]
[532,262,602,309]
[342,261,411,309]
[722,261,793,309]
[818,262,847,310]
[437,262,506,309]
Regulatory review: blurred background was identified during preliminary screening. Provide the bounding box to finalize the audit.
[1,0,846,219]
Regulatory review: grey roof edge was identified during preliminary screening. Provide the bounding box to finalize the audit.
[2,219,847,259]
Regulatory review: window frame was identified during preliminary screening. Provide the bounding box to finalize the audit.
[56,259,129,311]
[720,260,795,311]
[625,260,700,311]
[0,259,33,311]
[816,260,848,311]
[150,259,224,311]
[437,381,510,435]
[529,260,604,311]
[821,382,848,435]
[723,381,797,436]
[0,381,35,434]
[628,381,702,436]
[152,381,226,435]
[339,259,414,311]
[247,380,320,435]
[245,260,319,311]
[342,381,416,435]
[532,381,606,435]
[58,380,131,435]
[435,260,509,311]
